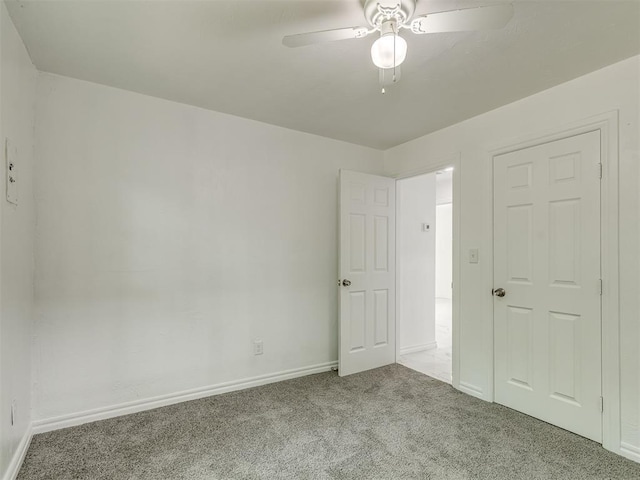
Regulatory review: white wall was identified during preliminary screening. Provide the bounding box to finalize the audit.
[32,73,384,423]
[384,55,640,460]
[435,171,453,300]
[398,173,436,353]
[435,170,453,206]
[435,203,452,300]
[0,3,37,478]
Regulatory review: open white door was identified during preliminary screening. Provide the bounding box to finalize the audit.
[493,131,602,442]
[339,170,396,377]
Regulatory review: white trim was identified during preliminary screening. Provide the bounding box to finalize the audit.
[2,425,32,480]
[399,341,437,356]
[32,361,337,434]
[597,113,621,457]
[619,442,640,464]
[391,154,461,392]
[486,111,620,451]
[395,177,403,363]
[451,156,462,394]
[483,138,495,402]
[458,381,484,400]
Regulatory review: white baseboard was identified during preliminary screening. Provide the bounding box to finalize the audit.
[2,425,32,480]
[14,361,640,471]
[457,381,485,400]
[399,341,437,356]
[33,361,337,434]
[619,442,640,464]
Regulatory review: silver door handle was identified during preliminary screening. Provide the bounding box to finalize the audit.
[341,279,352,287]
[492,288,506,297]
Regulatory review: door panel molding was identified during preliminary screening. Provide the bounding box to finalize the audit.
[486,111,620,454]
[339,170,396,376]
[494,131,602,441]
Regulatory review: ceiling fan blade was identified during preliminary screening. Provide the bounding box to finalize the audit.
[283,26,370,48]
[410,4,514,35]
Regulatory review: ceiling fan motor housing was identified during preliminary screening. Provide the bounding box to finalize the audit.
[364,0,417,27]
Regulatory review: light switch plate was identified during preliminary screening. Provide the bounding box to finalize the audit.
[469,248,479,264]
[6,139,18,205]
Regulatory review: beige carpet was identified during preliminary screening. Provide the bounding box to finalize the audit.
[18,364,640,479]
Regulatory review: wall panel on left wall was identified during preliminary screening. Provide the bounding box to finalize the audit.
[0,3,37,480]
[32,72,384,425]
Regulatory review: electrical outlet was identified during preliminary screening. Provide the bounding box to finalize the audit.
[253,339,264,356]
[10,400,16,426]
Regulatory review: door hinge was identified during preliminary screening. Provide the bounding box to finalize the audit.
[598,278,603,296]
[598,163,603,179]
[599,396,604,413]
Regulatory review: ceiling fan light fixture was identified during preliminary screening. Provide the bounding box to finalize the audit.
[371,19,407,69]
[282,0,514,85]
[371,32,407,69]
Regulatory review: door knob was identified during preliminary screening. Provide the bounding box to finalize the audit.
[492,288,506,297]
[342,279,352,287]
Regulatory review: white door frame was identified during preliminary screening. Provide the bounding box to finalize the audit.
[392,154,462,389]
[484,111,620,455]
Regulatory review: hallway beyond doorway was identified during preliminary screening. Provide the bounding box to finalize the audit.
[398,298,452,383]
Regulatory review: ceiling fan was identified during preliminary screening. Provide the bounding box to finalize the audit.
[283,0,514,90]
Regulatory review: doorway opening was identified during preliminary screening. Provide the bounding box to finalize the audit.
[396,167,453,384]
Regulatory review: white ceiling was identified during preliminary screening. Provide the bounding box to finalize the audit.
[6,0,640,149]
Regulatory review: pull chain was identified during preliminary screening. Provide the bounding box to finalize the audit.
[393,24,397,83]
